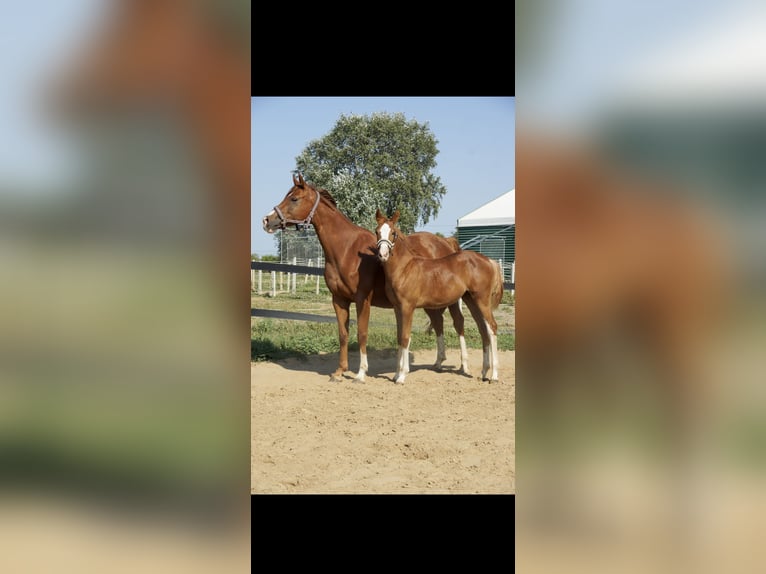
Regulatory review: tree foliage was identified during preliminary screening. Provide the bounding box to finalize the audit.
[294,112,447,232]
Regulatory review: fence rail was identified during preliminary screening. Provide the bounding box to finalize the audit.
[250,261,324,275]
[251,260,513,323]
[251,308,346,323]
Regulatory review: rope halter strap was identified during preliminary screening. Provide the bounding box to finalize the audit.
[273,186,322,230]
[376,237,394,252]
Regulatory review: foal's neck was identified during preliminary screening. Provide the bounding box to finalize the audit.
[387,233,416,271]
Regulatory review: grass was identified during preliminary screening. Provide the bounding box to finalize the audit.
[251,281,515,361]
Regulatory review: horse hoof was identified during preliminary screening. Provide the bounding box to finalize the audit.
[352,377,365,384]
[329,374,343,383]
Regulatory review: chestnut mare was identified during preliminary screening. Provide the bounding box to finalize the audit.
[263,175,468,382]
[375,210,504,383]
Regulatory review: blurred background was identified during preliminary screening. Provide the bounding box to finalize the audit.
[0,1,250,571]
[517,1,766,572]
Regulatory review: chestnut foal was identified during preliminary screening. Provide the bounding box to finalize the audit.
[375,210,504,383]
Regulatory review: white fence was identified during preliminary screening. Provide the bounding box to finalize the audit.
[251,257,514,299]
[250,258,325,296]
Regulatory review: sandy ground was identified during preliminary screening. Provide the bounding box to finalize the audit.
[251,347,514,494]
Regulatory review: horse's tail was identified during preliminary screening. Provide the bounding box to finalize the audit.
[491,259,504,309]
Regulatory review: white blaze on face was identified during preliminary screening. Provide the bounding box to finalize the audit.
[378,222,392,260]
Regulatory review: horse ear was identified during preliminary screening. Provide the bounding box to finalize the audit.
[292,173,299,186]
[297,174,305,186]
[375,209,385,223]
[392,210,400,225]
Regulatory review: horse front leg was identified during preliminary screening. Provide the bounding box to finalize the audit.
[424,308,446,370]
[330,295,351,382]
[395,305,414,384]
[393,305,404,382]
[353,296,372,383]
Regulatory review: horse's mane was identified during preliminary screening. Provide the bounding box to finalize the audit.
[301,180,337,207]
[317,187,337,207]
[302,180,369,231]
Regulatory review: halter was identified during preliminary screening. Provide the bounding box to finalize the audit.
[376,225,397,254]
[273,186,322,231]
[376,237,394,253]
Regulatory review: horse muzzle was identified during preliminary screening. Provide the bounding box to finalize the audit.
[376,238,393,262]
[262,212,283,234]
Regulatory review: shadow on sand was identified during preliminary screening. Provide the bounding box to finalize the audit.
[252,344,474,382]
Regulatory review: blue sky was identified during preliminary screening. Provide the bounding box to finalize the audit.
[251,97,515,256]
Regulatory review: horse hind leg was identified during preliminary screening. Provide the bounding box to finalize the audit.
[478,302,499,382]
[425,309,447,370]
[447,301,470,375]
[463,294,491,380]
[484,315,499,382]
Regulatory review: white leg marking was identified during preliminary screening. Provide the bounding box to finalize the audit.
[404,340,411,374]
[395,346,407,384]
[355,351,368,382]
[485,320,499,382]
[459,335,470,374]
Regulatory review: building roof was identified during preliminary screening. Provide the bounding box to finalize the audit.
[457,189,515,228]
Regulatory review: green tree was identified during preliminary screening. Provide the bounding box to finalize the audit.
[294,112,447,232]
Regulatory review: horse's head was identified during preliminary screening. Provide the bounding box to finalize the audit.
[263,174,322,233]
[374,209,401,263]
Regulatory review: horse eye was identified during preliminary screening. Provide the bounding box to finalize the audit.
[290,197,298,202]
